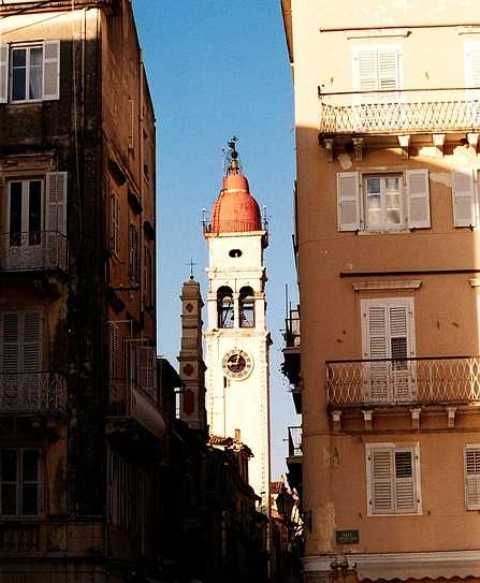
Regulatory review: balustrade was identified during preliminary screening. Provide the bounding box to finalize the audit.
[0,231,68,273]
[326,357,480,409]
[0,372,67,413]
[319,89,480,134]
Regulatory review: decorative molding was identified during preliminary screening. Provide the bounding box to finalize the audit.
[304,550,480,580]
[352,280,422,292]
[346,29,411,39]
[469,278,480,287]
[447,406,457,428]
[410,407,421,430]
[362,409,373,431]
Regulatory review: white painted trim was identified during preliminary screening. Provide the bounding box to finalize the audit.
[352,280,422,291]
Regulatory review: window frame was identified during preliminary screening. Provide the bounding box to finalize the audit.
[6,178,45,247]
[464,444,480,510]
[366,442,422,517]
[363,173,406,232]
[0,448,41,519]
[10,43,44,104]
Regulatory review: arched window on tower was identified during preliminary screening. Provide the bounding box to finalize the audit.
[217,286,234,328]
[239,287,255,328]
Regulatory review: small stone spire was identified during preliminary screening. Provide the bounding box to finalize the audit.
[177,277,207,434]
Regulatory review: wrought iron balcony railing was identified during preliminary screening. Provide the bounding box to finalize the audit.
[0,372,67,413]
[284,308,301,350]
[319,88,480,135]
[288,426,302,458]
[0,231,68,273]
[326,356,480,409]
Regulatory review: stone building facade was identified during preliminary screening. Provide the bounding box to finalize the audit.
[0,1,164,580]
[282,0,480,581]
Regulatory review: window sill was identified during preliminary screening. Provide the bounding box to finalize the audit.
[367,510,422,517]
[357,228,411,235]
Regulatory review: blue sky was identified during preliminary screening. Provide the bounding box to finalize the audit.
[134,0,299,478]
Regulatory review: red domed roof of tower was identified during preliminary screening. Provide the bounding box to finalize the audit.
[209,141,262,234]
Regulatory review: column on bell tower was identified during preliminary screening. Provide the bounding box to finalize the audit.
[177,277,207,433]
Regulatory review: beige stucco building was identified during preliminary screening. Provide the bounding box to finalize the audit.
[282,1,480,581]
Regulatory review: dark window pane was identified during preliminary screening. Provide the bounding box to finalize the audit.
[28,181,42,245]
[22,450,39,482]
[12,49,26,67]
[395,451,413,478]
[9,183,22,246]
[1,450,17,482]
[2,484,17,515]
[22,484,38,515]
[12,67,26,101]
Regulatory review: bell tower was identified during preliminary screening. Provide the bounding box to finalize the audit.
[203,139,271,511]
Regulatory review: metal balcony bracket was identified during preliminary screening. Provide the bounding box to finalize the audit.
[398,134,410,159]
[331,409,342,432]
[362,409,373,431]
[322,138,335,162]
[352,137,364,161]
[433,133,445,157]
[468,133,479,155]
[410,408,421,430]
[447,406,457,429]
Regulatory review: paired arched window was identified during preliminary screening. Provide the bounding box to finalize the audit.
[217,286,234,329]
[239,287,255,328]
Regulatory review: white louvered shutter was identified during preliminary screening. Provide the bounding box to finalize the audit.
[389,305,413,401]
[1,312,20,373]
[365,305,389,402]
[108,323,119,380]
[371,449,394,513]
[46,172,67,235]
[46,173,67,268]
[465,447,480,509]
[22,312,41,373]
[465,44,480,89]
[43,41,60,100]
[394,450,416,512]
[357,49,378,92]
[407,170,431,229]
[0,45,8,104]
[452,169,476,227]
[337,172,360,231]
[378,49,400,91]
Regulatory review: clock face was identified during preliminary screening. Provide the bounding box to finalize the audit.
[222,349,253,380]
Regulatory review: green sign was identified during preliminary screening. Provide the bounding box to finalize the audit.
[336,529,359,545]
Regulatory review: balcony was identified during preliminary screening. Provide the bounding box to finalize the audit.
[326,356,480,410]
[318,88,480,153]
[0,232,68,274]
[0,372,67,415]
[282,307,302,413]
[107,339,166,439]
[288,425,302,458]
[287,426,302,496]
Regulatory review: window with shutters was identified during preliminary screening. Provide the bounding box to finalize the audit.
[109,194,120,256]
[366,443,421,516]
[361,298,416,403]
[0,448,41,517]
[1,41,60,104]
[352,45,402,101]
[128,223,140,285]
[465,445,480,510]
[337,170,430,232]
[3,173,67,271]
